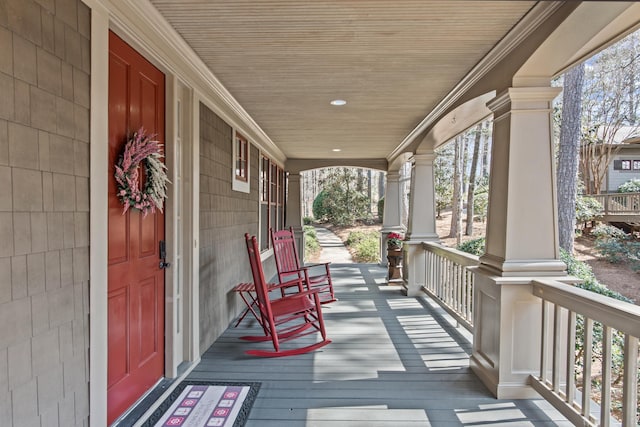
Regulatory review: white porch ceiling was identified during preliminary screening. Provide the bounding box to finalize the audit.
[149,0,536,161]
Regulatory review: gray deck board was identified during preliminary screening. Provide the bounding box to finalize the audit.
[189,264,570,426]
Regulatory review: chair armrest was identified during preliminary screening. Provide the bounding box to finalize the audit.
[281,267,308,275]
[280,288,320,301]
[304,262,331,268]
[273,277,304,289]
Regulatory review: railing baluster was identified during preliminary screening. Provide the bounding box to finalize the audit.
[552,305,562,393]
[582,317,593,419]
[622,334,638,426]
[456,264,461,312]
[446,259,452,305]
[600,325,612,427]
[466,271,472,322]
[565,310,576,406]
[540,300,549,385]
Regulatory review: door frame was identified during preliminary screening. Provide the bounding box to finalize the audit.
[88,6,200,424]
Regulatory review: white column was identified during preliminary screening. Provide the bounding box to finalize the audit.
[286,172,305,263]
[381,171,405,267]
[403,153,440,296]
[471,86,569,399]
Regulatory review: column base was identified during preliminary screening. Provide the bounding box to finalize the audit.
[401,238,439,297]
[470,354,541,399]
[479,253,567,277]
[290,225,305,264]
[470,268,572,399]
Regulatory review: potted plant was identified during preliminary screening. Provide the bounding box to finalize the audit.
[386,232,404,282]
[387,232,404,251]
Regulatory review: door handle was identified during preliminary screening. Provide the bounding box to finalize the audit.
[159,240,171,269]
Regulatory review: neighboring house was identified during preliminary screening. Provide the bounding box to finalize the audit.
[606,138,640,192]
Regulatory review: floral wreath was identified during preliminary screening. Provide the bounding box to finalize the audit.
[114,128,170,216]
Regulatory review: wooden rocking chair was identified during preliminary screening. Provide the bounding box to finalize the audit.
[241,234,331,357]
[270,227,336,304]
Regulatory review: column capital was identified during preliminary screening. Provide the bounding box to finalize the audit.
[385,170,401,182]
[381,226,406,234]
[287,171,301,181]
[410,153,436,165]
[487,87,562,117]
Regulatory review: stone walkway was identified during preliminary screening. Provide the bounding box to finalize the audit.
[312,226,353,264]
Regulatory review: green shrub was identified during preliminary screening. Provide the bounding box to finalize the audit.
[304,225,320,259]
[591,224,628,240]
[457,237,485,256]
[303,216,314,225]
[343,230,380,263]
[559,248,597,284]
[589,224,640,266]
[595,239,629,264]
[353,237,380,263]
[617,178,640,193]
[312,190,329,221]
[346,230,368,246]
[575,196,603,226]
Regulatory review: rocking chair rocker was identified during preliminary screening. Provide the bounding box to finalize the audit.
[241,233,331,357]
[270,227,336,304]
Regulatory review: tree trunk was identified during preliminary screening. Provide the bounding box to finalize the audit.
[449,136,463,242]
[557,63,585,253]
[465,124,482,235]
[481,121,490,178]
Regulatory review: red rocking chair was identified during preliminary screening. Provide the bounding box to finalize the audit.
[270,227,336,304]
[241,233,331,357]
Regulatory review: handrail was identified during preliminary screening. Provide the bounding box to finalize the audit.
[422,242,479,332]
[530,279,640,426]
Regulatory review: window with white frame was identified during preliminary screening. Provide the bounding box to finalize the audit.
[232,130,250,193]
[260,155,286,250]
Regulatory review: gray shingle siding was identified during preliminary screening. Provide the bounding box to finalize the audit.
[198,103,261,353]
[0,0,90,425]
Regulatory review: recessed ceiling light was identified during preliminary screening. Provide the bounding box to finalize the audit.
[332,148,342,152]
[330,99,347,106]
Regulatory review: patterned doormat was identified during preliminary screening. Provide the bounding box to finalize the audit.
[141,381,261,427]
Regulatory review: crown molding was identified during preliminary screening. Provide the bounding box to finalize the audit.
[388,1,563,163]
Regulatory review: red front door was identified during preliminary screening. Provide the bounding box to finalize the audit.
[107,31,166,424]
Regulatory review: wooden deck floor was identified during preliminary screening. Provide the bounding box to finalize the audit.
[189,264,571,426]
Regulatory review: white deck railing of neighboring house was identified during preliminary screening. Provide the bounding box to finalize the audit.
[420,243,640,426]
[590,192,640,216]
[422,242,479,332]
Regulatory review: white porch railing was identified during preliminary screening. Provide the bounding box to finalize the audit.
[590,192,640,215]
[422,242,479,332]
[530,279,640,427]
[420,244,640,426]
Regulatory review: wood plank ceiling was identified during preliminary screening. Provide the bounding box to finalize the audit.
[149,0,535,160]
